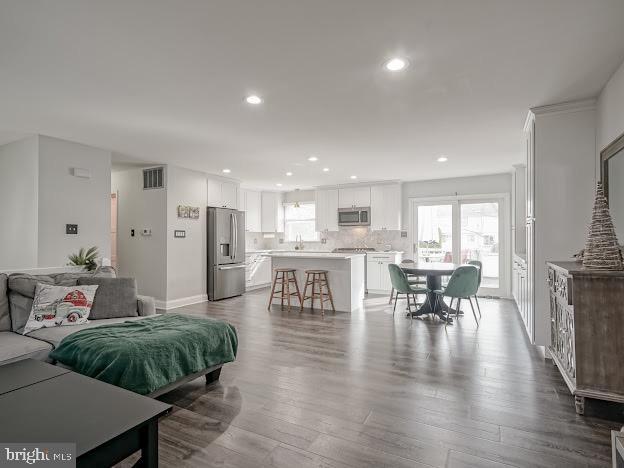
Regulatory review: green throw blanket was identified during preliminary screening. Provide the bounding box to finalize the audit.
[49,314,238,395]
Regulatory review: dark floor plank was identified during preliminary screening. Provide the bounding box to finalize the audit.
[133,290,624,468]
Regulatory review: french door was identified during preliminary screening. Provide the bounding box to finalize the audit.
[410,194,509,297]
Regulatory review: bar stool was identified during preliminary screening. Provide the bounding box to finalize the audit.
[267,268,301,311]
[300,270,335,315]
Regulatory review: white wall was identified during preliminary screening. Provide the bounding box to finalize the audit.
[597,59,624,153]
[0,136,39,269]
[166,166,207,303]
[401,173,512,229]
[111,167,167,301]
[37,136,112,267]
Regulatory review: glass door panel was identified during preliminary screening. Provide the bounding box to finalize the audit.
[460,202,500,289]
[416,204,453,263]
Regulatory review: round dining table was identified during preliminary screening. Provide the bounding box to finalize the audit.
[400,262,460,321]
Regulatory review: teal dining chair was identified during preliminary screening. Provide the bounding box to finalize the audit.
[388,264,430,320]
[432,265,479,325]
[466,259,482,318]
[388,259,426,305]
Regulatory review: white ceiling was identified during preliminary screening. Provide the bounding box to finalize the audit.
[1,1,624,190]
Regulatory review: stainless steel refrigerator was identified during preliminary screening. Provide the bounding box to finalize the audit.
[207,207,246,301]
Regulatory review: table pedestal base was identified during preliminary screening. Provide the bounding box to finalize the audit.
[405,274,457,323]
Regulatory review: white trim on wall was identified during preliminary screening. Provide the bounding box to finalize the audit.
[155,294,208,311]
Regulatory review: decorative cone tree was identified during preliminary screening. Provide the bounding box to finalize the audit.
[583,181,623,270]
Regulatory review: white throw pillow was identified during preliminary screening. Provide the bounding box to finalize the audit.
[23,283,99,335]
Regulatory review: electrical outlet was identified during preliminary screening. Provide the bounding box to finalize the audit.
[66,224,78,235]
[131,229,135,237]
[321,238,327,244]
[141,228,152,236]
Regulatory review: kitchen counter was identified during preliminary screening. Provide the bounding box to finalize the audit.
[269,253,365,312]
[265,252,366,260]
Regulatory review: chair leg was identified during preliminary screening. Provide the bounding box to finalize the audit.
[474,295,482,318]
[268,270,278,310]
[406,294,413,321]
[446,297,453,326]
[285,274,291,311]
[388,287,395,305]
[468,297,479,325]
[456,298,461,319]
[324,272,336,313]
[393,293,399,315]
[300,274,310,312]
[293,274,302,307]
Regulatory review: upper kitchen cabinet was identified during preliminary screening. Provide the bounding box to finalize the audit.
[315,189,339,232]
[207,178,239,209]
[241,189,262,232]
[261,192,284,233]
[338,186,371,208]
[370,184,401,231]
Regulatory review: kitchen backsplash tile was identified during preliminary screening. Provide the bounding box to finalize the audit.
[247,227,412,254]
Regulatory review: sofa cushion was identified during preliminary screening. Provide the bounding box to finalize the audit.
[8,273,55,299]
[77,277,138,319]
[0,274,10,332]
[28,316,146,348]
[0,331,53,365]
[9,291,35,334]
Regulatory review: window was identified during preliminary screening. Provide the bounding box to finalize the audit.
[284,202,319,242]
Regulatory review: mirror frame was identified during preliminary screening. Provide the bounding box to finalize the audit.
[601,130,624,203]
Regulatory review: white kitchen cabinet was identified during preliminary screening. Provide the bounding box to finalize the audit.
[241,189,262,232]
[221,182,238,208]
[370,184,401,231]
[522,100,596,347]
[367,252,402,292]
[261,192,284,233]
[315,189,339,232]
[338,186,370,208]
[245,253,272,290]
[207,178,239,209]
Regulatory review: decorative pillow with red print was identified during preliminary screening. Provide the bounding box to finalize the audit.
[23,283,99,334]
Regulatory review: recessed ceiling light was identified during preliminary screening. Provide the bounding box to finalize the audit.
[384,57,408,72]
[322,167,330,172]
[307,156,318,162]
[245,95,262,105]
[350,175,357,180]
[222,168,231,173]
[437,156,448,162]
[286,172,293,176]
[276,183,283,187]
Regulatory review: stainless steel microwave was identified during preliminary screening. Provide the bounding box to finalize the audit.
[338,207,371,226]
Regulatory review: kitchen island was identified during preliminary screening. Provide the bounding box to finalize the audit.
[265,252,365,312]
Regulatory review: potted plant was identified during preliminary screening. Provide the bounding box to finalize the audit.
[68,246,99,271]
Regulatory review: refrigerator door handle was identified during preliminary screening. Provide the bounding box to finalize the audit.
[233,213,238,260]
[230,213,235,260]
[218,264,246,270]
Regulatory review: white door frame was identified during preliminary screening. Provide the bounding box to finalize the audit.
[408,193,511,298]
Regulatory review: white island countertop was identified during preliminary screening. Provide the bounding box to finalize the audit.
[264,252,366,260]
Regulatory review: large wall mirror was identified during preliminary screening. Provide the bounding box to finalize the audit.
[601,131,624,242]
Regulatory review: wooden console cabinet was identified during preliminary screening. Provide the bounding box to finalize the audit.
[547,261,624,414]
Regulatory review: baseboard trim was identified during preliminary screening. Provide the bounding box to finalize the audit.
[155,294,208,311]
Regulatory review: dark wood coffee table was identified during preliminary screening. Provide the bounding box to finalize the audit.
[0,359,171,467]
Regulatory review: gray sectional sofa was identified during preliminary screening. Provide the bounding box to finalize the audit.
[0,268,156,366]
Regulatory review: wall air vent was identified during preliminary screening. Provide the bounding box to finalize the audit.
[143,166,165,190]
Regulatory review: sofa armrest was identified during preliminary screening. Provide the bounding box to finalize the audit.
[137,295,156,316]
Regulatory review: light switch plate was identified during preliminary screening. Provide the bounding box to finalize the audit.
[174,230,186,238]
